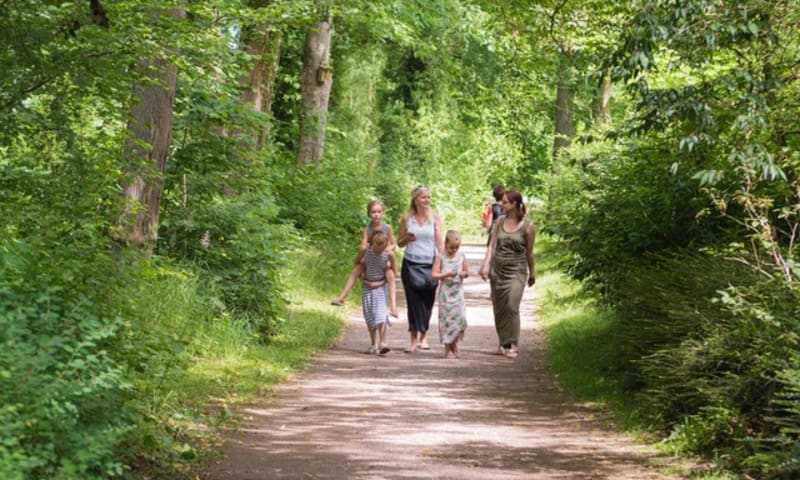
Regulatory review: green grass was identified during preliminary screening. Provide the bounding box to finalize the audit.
[534,235,631,420]
[535,235,739,479]
[133,245,349,479]
[183,248,346,405]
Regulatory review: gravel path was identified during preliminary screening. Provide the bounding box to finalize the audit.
[202,244,682,479]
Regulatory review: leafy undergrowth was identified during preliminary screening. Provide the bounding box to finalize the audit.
[129,246,347,480]
[534,236,632,422]
[534,235,736,480]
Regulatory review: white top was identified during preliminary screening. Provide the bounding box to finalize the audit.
[404,215,436,264]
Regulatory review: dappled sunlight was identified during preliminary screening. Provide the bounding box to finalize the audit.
[205,244,678,479]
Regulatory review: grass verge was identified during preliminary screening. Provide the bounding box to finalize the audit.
[138,246,349,479]
[535,234,737,479]
[534,235,631,422]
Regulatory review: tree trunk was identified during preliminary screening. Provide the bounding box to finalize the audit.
[114,8,184,251]
[552,53,575,160]
[239,26,282,149]
[592,74,612,125]
[259,33,282,148]
[297,0,334,165]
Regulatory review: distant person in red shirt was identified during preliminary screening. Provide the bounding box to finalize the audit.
[482,185,506,246]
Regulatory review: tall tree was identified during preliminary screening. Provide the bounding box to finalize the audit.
[114,7,185,250]
[238,3,283,149]
[297,0,334,164]
[591,74,612,125]
[553,49,575,158]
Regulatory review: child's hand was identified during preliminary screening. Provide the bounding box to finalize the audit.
[363,279,385,289]
[462,270,470,279]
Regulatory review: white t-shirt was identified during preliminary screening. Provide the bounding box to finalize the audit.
[404,215,436,264]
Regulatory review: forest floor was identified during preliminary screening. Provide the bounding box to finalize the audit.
[200,243,686,479]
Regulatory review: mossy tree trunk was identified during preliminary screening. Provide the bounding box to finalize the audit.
[297,0,333,165]
[114,7,185,252]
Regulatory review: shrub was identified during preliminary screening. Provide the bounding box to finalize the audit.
[0,239,132,480]
[159,191,291,337]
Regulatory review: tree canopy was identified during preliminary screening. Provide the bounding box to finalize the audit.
[1,0,799,478]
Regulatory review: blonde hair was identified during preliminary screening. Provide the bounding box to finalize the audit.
[405,185,434,222]
[445,230,461,246]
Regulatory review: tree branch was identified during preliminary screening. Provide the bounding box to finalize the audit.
[2,78,52,111]
[548,0,570,40]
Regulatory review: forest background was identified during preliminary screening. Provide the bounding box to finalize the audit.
[1,0,798,479]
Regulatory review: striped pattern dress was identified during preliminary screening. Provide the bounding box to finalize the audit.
[437,251,467,344]
[361,247,390,330]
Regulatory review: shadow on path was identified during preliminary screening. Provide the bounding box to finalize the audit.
[202,244,680,479]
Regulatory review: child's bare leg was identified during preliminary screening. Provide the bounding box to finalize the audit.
[452,340,460,358]
[332,263,364,304]
[365,326,377,353]
[386,269,398,317]
[378,322,390,354]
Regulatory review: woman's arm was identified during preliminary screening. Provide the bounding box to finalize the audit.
[434,213,444,253]
[480,221,499,281]
[398,215,417,248]
[526,222,536,286]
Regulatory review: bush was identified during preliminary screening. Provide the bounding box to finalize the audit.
[543,137,724,294]
[604,250,800,477]
[0,239,132,480]
[159,191,291,337]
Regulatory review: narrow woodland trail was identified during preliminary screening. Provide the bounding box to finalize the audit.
[202,244,682,480]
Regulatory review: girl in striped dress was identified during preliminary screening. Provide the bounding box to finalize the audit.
[331,200,397,317]
[432,230,469,359]
[359,230,397,355]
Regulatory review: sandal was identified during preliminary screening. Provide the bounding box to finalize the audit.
[330,299,344,306]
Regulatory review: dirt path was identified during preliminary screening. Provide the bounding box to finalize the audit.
[202,244,681,479]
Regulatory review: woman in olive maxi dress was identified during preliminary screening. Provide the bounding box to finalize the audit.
[479,189,535,359]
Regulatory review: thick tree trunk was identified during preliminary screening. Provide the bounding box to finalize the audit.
[297,0,333,165]
[592,74,612,125]
[114,9,184,250]
[553,53,575,159]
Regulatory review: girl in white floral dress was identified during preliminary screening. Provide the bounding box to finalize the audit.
[432,230,469,358]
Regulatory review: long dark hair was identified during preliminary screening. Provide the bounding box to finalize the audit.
[506,190,526,217]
